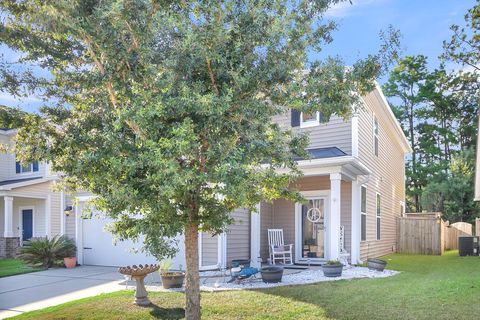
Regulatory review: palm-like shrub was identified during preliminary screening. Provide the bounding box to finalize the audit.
[18,235,77,268]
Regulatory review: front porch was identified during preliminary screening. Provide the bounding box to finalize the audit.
[251,157,370,267]
[0,194,50,258]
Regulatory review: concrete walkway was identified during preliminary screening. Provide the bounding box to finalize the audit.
[0,266,139,319]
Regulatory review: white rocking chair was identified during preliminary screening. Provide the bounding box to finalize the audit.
[268,229,293,265]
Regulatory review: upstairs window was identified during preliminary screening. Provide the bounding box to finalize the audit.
[291,109,324,128]
[361,186,367,241]
[373,116,379,156]
[16,160,39,174]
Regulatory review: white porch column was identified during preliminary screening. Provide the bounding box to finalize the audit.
[351,179,361,264]
[329,173,341,260]
[217,232,227,269]
[60,189,65,235]
[75,203,84,265]
[250,203,261,268]
[3,196,14,237]
[45,194,51,238]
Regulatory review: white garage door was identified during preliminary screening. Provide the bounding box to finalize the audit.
[82,217,185,269]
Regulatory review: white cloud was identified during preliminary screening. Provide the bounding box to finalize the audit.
[325,0,390,18]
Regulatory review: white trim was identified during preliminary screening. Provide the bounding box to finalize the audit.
[217,232,227,269]
[19,206,35,243]
[350,180,361,264]
[250,203,261,267]
[3,196,14,237]
[198,232,203,268]
[374,82,412,153]
[329,173,341,260]
[60,189,65,235]
[295,189,330,264]
[400,200,405,215]
[351,114,359,158]
[0,178,54,191]
[299,111,320,128]
[375,192,381,241]
[75,204,84,265]
[45,194,51,238]
[0,192,47,199]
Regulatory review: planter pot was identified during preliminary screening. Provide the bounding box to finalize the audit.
[322,264,343,277]
[64,257,77,269]
[161,272,185,289]
[231,259,250,268]
[260,266,284,283]
[367,258,387,272]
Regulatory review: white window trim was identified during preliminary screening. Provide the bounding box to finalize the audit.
[360,186,367,242]
[376,192,381,241]
[19,206,35,245]
[16,160,39,175]
[400,200,405,215]
[300,111,320,128]
[373,115,379,156]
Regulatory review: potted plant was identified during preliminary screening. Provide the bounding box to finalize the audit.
[260,266,284,283]
[159,259,185,289]
[367,258,387,271]
[322,260,343,277]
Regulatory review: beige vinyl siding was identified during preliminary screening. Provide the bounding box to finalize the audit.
[0,135,14,180]
[12,181,63,237]
[50,192,61,235]
[65,195,76,239]
[358,91,406,260]
[272,199,296,257]
[226,208,250,265]
[272,113,352,155]
[201,233,218,266]
[341,181,352,254]
[260,202,273,261]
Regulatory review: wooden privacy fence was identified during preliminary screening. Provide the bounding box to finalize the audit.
[397,213,473,255]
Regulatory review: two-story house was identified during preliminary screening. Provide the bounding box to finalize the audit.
[0,83,410,268]
[0,128,62,258]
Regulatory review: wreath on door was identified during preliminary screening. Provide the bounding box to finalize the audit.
[306,207,322,223]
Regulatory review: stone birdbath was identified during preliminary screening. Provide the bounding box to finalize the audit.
[118,264,159,306]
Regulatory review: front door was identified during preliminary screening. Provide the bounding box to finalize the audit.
[22,209,33,241]
[300,198,326,261]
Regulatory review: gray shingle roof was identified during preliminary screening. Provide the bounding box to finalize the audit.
[0,176,43,186]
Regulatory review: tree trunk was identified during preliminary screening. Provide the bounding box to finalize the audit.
[184,223,201,320]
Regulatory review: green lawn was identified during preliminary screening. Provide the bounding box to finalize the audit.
[10,251,480,320]
[0,259,42,278]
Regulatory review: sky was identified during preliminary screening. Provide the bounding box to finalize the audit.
[0,0,476,113]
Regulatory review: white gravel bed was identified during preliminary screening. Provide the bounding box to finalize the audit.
[199,266,399,291]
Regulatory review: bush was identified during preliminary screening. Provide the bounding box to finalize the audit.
[18,235,77,268]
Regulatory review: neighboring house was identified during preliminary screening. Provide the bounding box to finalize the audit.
[0,83,410,268]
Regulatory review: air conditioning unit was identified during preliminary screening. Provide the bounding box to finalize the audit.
[458,236,479,256]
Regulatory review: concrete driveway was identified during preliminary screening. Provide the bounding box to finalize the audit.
[0,266,134,319]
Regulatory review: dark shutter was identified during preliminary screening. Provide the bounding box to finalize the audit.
[16,161,21,174]
[33,160,39,172]
[291,109,301,127]
[318,112,324,123]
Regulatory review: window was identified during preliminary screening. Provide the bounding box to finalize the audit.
[300,111,320,128]
[361,186,367,241]
[376,193,381,240]
[373,116,379,156]
[16,160,39,174]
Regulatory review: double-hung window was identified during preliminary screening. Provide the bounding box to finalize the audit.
[16,160,39,174]
[361,186,367,241]
[376,193,381,240]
